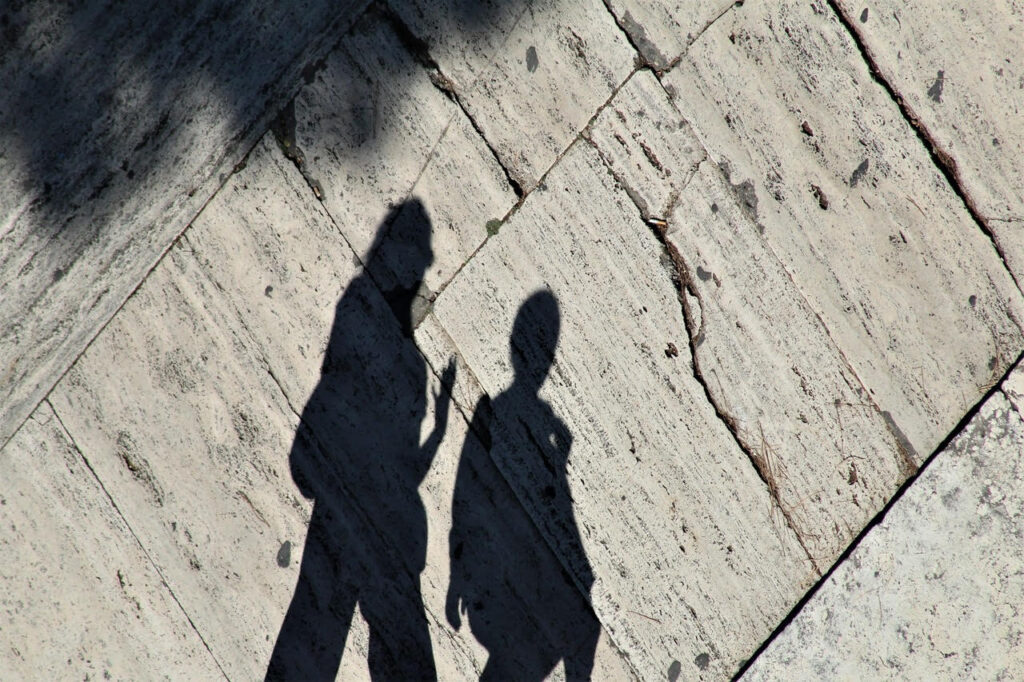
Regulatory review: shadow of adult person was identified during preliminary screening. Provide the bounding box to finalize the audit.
[267,198,455,681]
[446,291,600,681]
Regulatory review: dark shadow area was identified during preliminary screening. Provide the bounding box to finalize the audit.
[447,291,600,681]
[266,199,454,681]
[0,0,542,450]
[0,0,531,397]
[0,0,526,238]
[266,214,602,678]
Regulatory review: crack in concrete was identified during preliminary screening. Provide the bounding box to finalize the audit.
[602,64,923,561]
[687,1,743,51]
[601,0,742,76]
[585,125,820,570]
[824,0,1024,299]
[643,60,926,487]
[642,214,822,575]
[46,399,231,681]
[582,103,826,573]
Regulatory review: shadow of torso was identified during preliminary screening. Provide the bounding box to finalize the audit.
[448,388,599,682]
[268,269,438,680]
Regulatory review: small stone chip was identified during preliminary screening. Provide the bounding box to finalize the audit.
[277,540,292,568]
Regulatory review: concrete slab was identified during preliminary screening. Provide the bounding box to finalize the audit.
[0,0,367,449]
[0,402,223,680]
[666,0,1024,461]
[424,138,813,679]
[586,69,913,565]
[832,0,1024,281]
[743,363,1024,680]
[46,244,322,681]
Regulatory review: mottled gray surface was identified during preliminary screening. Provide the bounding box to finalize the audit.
[744,364,1024,680]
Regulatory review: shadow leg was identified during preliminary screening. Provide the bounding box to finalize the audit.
[362,573,437,681]
[266,506,357,681]
[562,618,600,682]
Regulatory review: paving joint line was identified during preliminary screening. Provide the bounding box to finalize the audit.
[823,0,1024,299]
[374,1,524,199]
[731,346,1024,680]
[46,399,232,681]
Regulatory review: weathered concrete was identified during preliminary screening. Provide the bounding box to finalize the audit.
[586,70,912,565]
[743,363,1024,680]
[0,402,223,680]
[0,0,368,449]
[832,0,1024,282]
[666,0,1024,461]
[424,139,814,680]
[603,0,735,70]
[4,0,1024,678]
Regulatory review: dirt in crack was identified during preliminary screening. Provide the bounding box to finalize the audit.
[644,217,820,572]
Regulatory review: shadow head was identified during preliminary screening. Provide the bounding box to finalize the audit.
[373,197,435,285]
[510,290,561,391]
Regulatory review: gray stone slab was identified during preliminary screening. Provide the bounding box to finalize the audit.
[424,138,813,679]
[743,364,1024,680]
[287,10,517,295]
[398,0,637,190]
[0,0,366,449]
[0,402,223,680]
[587,69,914,565]
[665,0,1024,460]
[833,0,1024,281]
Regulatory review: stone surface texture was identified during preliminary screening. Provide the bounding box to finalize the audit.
[425,139,813,679]
[0,403,223,680]
[667,0,1024,460]
[833,0,1024,282]
[3,0,1024,679]
[743,363,1024,680]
